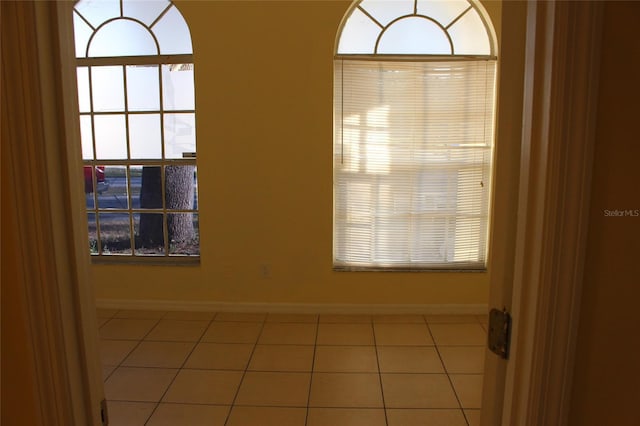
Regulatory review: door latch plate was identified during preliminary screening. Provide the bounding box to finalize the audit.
[488,308,511,359]
[101,398,109,426]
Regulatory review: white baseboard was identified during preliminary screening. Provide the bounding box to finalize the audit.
[95,298,488,315]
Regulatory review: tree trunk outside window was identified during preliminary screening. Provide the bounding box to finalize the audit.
[166,165,195,241]
[138,166,163,248]
[138,165,195,249]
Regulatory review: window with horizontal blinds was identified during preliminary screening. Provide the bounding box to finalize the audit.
[333,59,497,270]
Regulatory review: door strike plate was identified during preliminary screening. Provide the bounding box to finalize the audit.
[488,308,511,359]
[101,398,109,426]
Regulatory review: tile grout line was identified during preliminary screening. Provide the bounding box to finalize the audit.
[102,311,165,384]
[303,315,321,426]
[222,316,268,426]
[371,319,390,426]
[142,311,218,426]
[100,311,168,425]
[97,311,121,382]
[423,316,470,426]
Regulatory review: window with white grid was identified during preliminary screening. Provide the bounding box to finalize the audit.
[73,0,199,260]
[334,0,498,270]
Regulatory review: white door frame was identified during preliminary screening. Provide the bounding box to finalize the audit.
[5,1,603,425]
[484,1,604,425]
[2,1,104,424]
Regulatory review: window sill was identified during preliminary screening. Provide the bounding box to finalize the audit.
[333,265,487,273]
[90,256,200,266]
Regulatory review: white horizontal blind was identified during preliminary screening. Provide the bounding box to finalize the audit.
[334,59,497,269]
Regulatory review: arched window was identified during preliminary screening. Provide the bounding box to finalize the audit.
[334,0,497,270]
[73,0,199,259]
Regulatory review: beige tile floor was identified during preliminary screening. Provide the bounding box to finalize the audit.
[97,309,488,426]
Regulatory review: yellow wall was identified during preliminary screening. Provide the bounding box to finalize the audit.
[569,2,640,424]
[92,0,521,307]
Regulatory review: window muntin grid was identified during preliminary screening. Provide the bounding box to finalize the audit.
[74,0,198,260]
[74,0,192,58]
[336,0,497,57]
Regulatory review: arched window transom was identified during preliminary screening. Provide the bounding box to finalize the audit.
[337,0,496,56]
[74,0,192,58]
